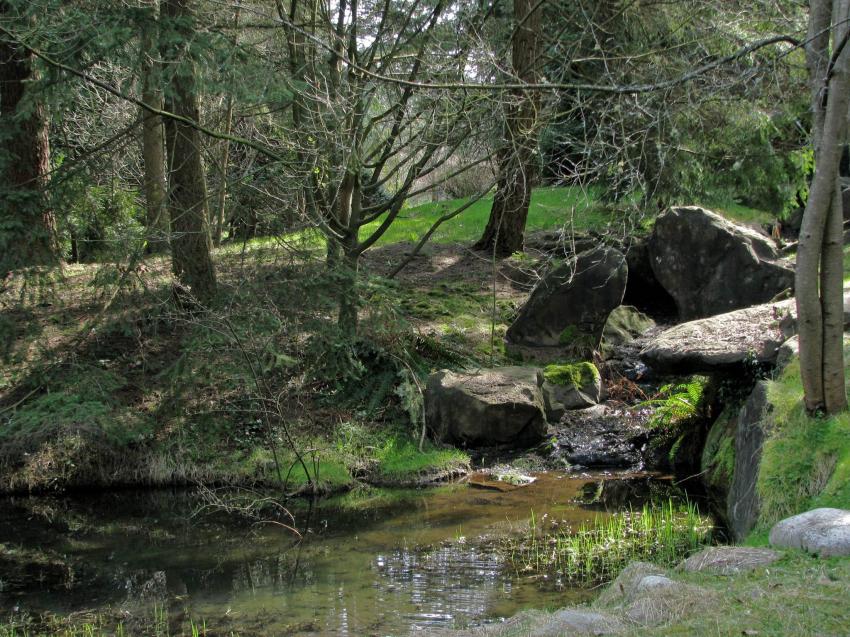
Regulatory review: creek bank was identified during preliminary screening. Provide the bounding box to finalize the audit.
[443,548,850,636]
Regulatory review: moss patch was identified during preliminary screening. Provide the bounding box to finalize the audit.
[756,337,850,528]
[543,362,600,388]
[700,405,737,494]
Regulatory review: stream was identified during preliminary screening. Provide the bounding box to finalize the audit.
[0,471,704,635]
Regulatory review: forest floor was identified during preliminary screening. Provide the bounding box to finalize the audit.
[0,187,778,496]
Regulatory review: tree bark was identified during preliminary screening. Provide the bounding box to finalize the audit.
[140,0,169,254]
[161,0,217,303]
[473,0,540,257]
[213,2,240,247]
[796,0,850,413]
[0,5,59,274]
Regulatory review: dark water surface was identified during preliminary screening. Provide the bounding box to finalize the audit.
[0,471,692,635]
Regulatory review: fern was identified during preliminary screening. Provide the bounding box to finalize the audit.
[641,377,706,429]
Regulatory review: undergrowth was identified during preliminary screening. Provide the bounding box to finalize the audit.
[504,500,712,586]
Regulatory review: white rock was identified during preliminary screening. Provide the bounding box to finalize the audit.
[769,508,850,557]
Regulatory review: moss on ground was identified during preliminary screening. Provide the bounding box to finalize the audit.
[543,361,600,388]
[756,338,850,527]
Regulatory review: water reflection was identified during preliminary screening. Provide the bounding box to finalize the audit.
[0,470,695,635]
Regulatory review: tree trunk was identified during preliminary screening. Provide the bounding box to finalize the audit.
[473,0,540,257]
[795,0,850,413]
[337,180,361,336]
[161,0,217,303]
[0,7,59,274]
[140,1,169,254]
[213,2,240,247]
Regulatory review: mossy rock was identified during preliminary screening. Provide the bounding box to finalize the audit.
[701,406,737,494]
[543,362,600,388]
[602,305,655,353]
[541,362,601,421]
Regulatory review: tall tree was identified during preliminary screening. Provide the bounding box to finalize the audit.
[140,0,169,254]
[473,0,541,257]
[796,0,850,414]
[0,2,59,274]
[160,0,216,302]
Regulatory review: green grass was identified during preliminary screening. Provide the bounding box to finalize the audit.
[504,500,712,586]
[372,437,469,482]
[617,552,850,637]
[756,337,850,528]
[360,186,607,245]
[213,187,774,254]
[700,196,775,226]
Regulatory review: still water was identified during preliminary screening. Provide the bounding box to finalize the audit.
[0,471,690,635]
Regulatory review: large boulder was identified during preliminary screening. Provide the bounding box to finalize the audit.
[769,508,850,557]
[424,367,547,447]
[648,206,794,320]
[640,299,796,373]
[640,291,850,374]
[506,246,627,360]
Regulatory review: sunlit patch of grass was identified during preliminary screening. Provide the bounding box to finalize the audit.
[373,437,469,482]
[360,186,606,245]
[699,197,775,226]
[503,500,711,586]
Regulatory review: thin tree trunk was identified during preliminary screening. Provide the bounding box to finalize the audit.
[337,180,361,336]
[140,0,169,254]
[161,0,217,303]
[796,0,850,413]
[0,6,59,274]
[213,2,240,247]
[821,181,846,412]
[473,0,540,257]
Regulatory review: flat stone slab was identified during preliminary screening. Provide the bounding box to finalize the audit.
[640,292,850,373]
[769,508,850,557]
[680,546,781,575]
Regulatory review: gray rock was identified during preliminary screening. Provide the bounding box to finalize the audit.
[541,362,601,421]
[640,291,850,374]
[528,610,624,636]
[623,237,678,316]
[648,206,794,320]
[424,367,547,447]
[635,575,678,592]
[596,563,714,626]
[440,608,623,637]
[728,381,771,541]
[595,562,666,607]
[602,305,656,350]
[769,508,850,557]
[775,335,799,371]
[506,246,627,360]
[639,299,796,373]
[680,546,781,575]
